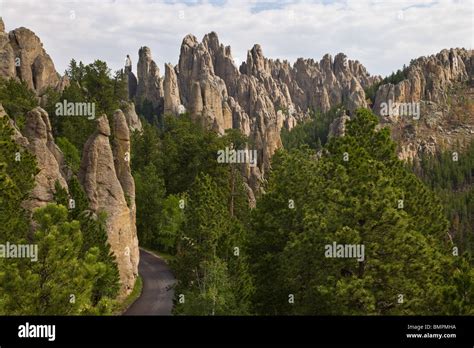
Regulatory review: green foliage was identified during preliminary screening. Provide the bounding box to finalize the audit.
[63,58,128,114]
[160,114,230,194]
[113,70,129,103]
[248,108,468,315]
[281,106,342,151]
[81,60,124,116]
[174,258,237,315]
[67,176,90,220]
[415,142,473,190]
[0,114,38,241]
[41,87,62,134]
[56,137,81,172]
[131,114,254,315]
[0,78,38,128]
[66,59,85,83]
[158,194,185,253]
[386,65,409,85]
[48,59,128,151]
[49,79,95,150]
[442,254,474,315]
[134,163,171,251]
[131,120,162,174]
[172,174,252,315]
[136,99,159,126]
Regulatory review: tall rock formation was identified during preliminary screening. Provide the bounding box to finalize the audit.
[163,63,181,115]
[20,107,68,212]
[113,110,136,210]
[328,111,351,138]
[127,71,138,101]
[0,20,62,95]
[140,32,380,194]
[374,48,472,114]
[135,46,164,113]
[0,18,15,80]
[239,49,378,115]
[79,115,139,297]
[128,33,471,190]
[177,34,233,133]
[0,22,141,297]
[372,48,473,160]
[0,104,69,234]
[3,102,140,297]
[121,101,143,132]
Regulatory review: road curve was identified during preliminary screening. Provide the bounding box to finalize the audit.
[124,248,175,315]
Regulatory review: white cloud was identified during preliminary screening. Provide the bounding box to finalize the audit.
[1,0,472,76]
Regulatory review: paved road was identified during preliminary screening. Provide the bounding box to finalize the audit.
[124,248,175,315]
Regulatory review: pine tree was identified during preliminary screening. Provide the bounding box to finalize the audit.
[172,174,251,315]
[0,204,103,315]
[0,114,38,241]
[134,163,167,248]
[0,78,38,127]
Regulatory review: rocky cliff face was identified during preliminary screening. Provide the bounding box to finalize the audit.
[0,18,63,95]
[372,48,473,160]
[3,20,470,296]
[20,107,69,212]
[2,102,139,297]
[133,32,380,194]
[328,111,351,138]
[0,104,67,218]
[374,49,472,114]
[163,63,181,115]
[121,101,143,133]
[79,115,139,297]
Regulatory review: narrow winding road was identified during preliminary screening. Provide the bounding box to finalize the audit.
[124,248,175,315]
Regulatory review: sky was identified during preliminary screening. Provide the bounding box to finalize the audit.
[0,0,472,77]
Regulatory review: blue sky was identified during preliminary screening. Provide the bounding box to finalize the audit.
[1,0,472,77]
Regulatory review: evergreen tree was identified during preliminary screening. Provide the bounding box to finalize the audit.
[281,106,342,151]
[412,143,474,254]
[249,109,466,315]
[172,174,252,315]
[0,113,38,241]
[53,176,120,308]
[0,204,103,315]
[0,78,38,128]
[174,258,237,315]
[56,137,81,173]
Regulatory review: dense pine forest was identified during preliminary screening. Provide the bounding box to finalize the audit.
[0,58,472,315]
